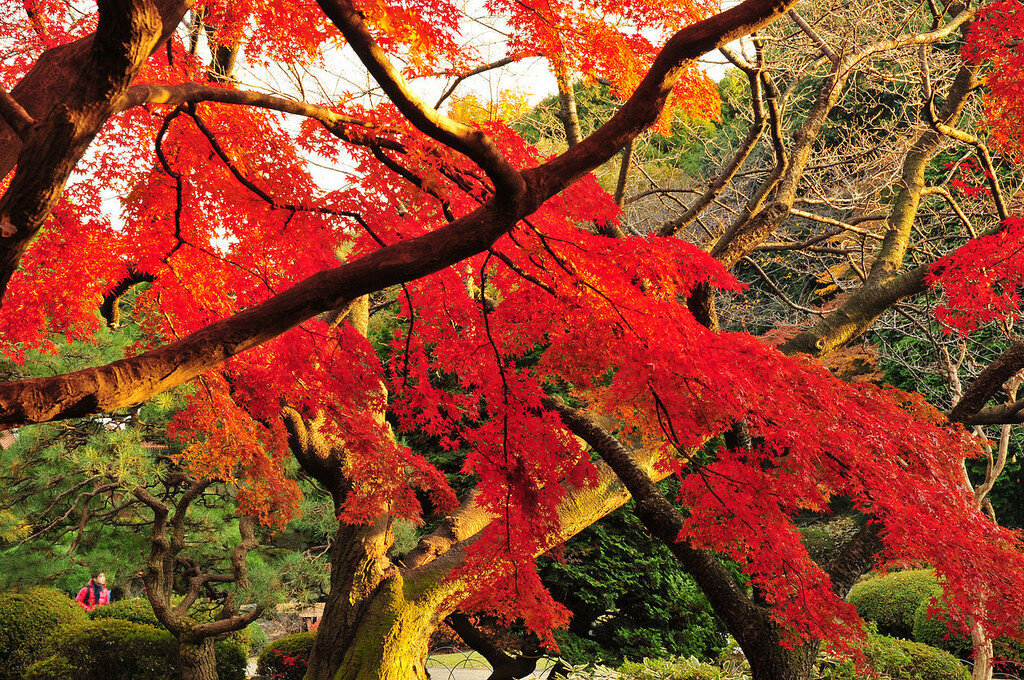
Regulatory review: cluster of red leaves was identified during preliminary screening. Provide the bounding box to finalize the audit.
[964,0,1024,157]
[945,159,993,199]
[928,218,1024,334]
[355,123,1024,647]
[488,0,721,122]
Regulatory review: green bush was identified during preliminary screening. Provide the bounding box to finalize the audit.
[911,601,970,658]
[0,586,88,680]
[214,639,247,680]
[25,619,177,680]
[820,632,969,680]
[90,597,160,626]
[553,629,618,666]
[848,570,940,638]
[23,617,249,680]
[257,631,315,680]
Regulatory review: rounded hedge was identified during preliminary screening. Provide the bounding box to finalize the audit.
[911,600,971,658]
[848,569,940,638]
[90,597,160,626]
[214,639,247,680]
[22,617,249,680]
[257,631,315,680]
[0,586,88,680]
[25,618,177,680]
[885,636,971,680]
[821,633,970,680]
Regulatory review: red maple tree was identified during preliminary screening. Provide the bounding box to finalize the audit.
[3,0,1024,679]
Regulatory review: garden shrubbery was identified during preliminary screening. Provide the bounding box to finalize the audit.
[214,639,248,680]
[90,597,161,626]
[257,631,315,680]
[910,600,971,658]
[0,586,87,680]
[847,569,940,638]
[25,618,178,680]
[817,630,969,680]
[0,589,248,680]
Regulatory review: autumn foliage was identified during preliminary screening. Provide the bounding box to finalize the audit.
[4,0,1024,665]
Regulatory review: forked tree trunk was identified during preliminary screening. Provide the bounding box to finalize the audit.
[304,518,461,680]
[179,636,219,680]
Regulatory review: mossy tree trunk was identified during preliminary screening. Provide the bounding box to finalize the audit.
[303,516,465,680]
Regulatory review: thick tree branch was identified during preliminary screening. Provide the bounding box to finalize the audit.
[316,0,524,197]
[780,62,979,357]
[0,0,183,299]
[949,341,1024,423]
[0,89,35,140]
[0,0,796,428]
[0,0,189,177]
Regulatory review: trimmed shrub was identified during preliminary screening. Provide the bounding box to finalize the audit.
[25,619,177,680]
[911,600,971,658]
[0,586,88,680]
[24,617,249,680]
[890,637,971,680]
[90,597,160,626]
[257,631,315,680]
[214,639,248,680]
[820,632,970,680]
[848,569,940,638]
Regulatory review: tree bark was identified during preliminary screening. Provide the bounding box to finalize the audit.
[971,620,994,680]
[179,636,219,680]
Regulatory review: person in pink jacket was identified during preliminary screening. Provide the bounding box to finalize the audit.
[75,572,110,611]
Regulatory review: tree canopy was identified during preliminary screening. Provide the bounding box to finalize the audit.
[4,0,1024,678]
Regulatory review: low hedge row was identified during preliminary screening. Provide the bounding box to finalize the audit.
[850,568,1024,672]
[0,586,88,680]
[0,588,246,680]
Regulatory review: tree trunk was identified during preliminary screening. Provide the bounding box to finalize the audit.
[305,517,460,680]
[744,638,819,680]
[179,637,218,680]
[971,620,994,680]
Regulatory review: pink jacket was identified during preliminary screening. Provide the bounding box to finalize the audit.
[75,580,110,611]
